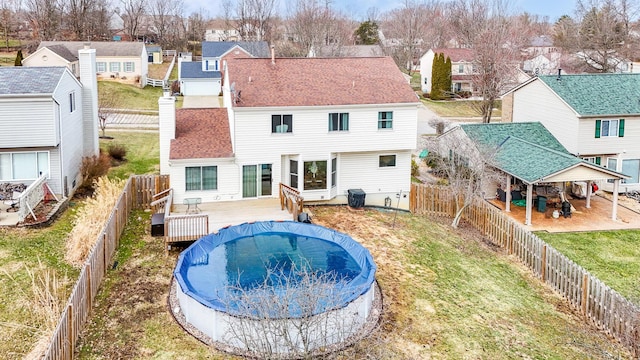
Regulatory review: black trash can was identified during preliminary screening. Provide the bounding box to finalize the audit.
[347,188,366,208]
[536,196,547,213]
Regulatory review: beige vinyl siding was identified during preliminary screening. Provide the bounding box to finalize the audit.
[578,117,640,159]
[0,98,58,147]
[512,79,580,153]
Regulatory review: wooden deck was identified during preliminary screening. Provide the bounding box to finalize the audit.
[488,195,640,233]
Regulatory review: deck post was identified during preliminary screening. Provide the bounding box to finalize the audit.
[612,179,620,221]
[524,183,533,226]
[585,181,592,209]
[505,174,512,213]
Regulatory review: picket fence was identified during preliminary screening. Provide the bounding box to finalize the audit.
[410,183,640,353]
[42,175,169,360]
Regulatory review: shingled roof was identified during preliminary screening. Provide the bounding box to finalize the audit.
[461,122,591,183]
[202,41,270,58]
[538,73,640,116]
[0,67,66,95]
[431,48,475,62]
[38,41,144,58]
[170,108,232,160]
[180,61,221,79]
[226,57,419,107]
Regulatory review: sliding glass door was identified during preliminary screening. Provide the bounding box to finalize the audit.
[242,164,272,198]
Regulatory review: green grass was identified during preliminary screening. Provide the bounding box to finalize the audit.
[422,98,502,118]
[98,81,164,111]
[0,206,80,359]
[100,131,160,180]
[536,230,640,304]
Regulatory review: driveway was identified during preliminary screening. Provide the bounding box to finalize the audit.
[182,96,221,108]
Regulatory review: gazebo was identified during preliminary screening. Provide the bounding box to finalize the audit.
[443,122,628,226]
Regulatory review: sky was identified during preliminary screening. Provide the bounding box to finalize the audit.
[188,0,577,22]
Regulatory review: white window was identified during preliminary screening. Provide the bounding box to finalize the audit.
[602,119,618,137]
[328,113,349,131]
[69,92,76,113]
[331,157,337,188]
[378,111,393,129]
[96,62,106,72]
[289,159,298,189]
[303,161,327,190]
[185,166,217,191]
[458,64,464,73]
[109,62,121,72]
[0,151,49,181]
[379,155,396,167]
[272,114,293,133]
[123,62,135,72]
[622,159,640,184]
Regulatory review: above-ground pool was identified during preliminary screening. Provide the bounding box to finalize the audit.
[172,221,378,356]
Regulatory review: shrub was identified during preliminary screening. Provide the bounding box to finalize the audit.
[107,143,127,161]
[456,90,472,99]
[78,153,111,194]
[411,158,420,177]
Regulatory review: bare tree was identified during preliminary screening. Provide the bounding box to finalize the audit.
[380,0,432,73]
[226,0,277,42]
[97,86,119,138]
[1,0,22,50]
[25,0,62,40]
[424,129,499,228]
[571,0,636,72]
[121,0,146,41]
[222,260,372,358]
[65,0,95,40]
[149,0,183,48]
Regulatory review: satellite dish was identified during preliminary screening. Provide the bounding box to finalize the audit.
[230,82,236,93]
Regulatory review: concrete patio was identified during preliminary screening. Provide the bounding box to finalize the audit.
[488,194,640,233]
[170,198,295,234]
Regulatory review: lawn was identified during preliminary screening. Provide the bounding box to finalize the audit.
[98,81,164,111]
[100,130,160,179]
[0,207,80,359]
[423,98,502,119]
[536,230,640,304]
[0,52,16,66]
[74,207,631,359]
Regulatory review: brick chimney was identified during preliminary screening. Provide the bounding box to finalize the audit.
[158,92,176,175]
[78,44,99,157]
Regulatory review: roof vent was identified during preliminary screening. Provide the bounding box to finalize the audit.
[556,68,562,81]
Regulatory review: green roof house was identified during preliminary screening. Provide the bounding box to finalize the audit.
[502,73,640,192]
[439,122,627,225]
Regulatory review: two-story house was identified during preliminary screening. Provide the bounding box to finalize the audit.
[23,41,148,87]
[178,41,269,96]
[420,48,475,95]
[503,73,640,192]
[0,47,99,197]
[161,56,420,209]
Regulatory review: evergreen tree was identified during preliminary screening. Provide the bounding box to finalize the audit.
[431,52,446,100]
[445,56,452,95]
[354,20,380,45]
[14,50,23,66]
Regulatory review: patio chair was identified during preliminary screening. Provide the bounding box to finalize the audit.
[4,191,21,212]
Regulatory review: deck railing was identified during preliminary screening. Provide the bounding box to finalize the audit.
[279,183,304,221]
[410,183,640,354]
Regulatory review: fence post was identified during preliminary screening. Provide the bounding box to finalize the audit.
[66,304,73,360]
[582,273,589,316]
[541,244,547,281]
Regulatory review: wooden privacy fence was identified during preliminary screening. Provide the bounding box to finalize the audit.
[410,183,640,353]
[43,175,170,360]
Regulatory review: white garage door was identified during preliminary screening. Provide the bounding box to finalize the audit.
[182,80,221,96]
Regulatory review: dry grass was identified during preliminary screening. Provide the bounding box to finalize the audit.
[65,177,125,267]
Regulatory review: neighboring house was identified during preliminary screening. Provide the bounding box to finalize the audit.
[179,61,222,96]
[205,19,240,41]
[438,122,626,225]
[308,45,383,58]
[419,48,475,95]
[178,41,269,96]
[523,52,562,76]
[522,35,558,57]
[23,41,148,87]
[0,47,99,197]
[503,73,640,192]
[160,56,420,209]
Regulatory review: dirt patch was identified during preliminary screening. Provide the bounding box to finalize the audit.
[18,199,67,227]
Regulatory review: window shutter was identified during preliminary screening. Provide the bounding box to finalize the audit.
[595,157,601,165]
[595,120,601,138]
[619,119,625,137]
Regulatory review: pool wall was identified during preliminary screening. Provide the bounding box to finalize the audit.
[172,220,378,354]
